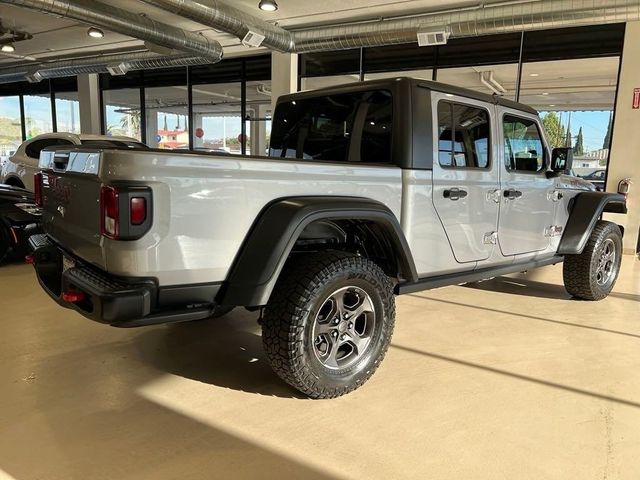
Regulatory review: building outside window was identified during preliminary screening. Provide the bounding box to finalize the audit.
[0,96,22,166]
[23,94,53,138]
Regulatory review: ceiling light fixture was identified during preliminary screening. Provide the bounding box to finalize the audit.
[258,0,278,11]
[1,43,16,53]
[87,27,104,38]
[541,92,549,96]
[529,73,539,77]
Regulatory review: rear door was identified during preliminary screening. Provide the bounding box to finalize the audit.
[431,93,500,263]
[497,110,555,256]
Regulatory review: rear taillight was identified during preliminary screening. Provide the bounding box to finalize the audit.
[34,172,43,206]
[130,197,146,225]
[100,185,152,240]
[100,185,120,239]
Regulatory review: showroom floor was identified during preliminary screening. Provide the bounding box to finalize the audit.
[0,258,638,480]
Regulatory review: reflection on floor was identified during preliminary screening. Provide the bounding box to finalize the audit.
[0,258,638,480]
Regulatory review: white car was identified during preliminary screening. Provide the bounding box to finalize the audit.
[1,133,146,191]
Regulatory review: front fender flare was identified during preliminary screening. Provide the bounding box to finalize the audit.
[219,196,417,307]
[557,191,626,255]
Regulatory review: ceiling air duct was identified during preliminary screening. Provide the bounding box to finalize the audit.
[142,0,640,53]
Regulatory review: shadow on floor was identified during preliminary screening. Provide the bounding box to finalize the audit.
[392,343,640,409]
[407,295,640,340]
[132,311,304,399]
[464,275,640,302]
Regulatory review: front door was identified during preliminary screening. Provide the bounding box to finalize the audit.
[497,111,555,256]
[432,94,500,263]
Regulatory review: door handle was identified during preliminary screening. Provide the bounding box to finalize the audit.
[443,188,468,201]
[503,189,523,200]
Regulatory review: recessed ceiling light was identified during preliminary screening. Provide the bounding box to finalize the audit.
[549,104,556,107]
[541,92,549,96]
[258,0,278,11]
[529,73,539,77]
[87,27,104,38]
[1,43,15,53]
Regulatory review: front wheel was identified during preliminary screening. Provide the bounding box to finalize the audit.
[262,252,396,398]
[563,220,623,300]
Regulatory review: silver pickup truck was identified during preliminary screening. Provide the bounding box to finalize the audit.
[28,78,627,398]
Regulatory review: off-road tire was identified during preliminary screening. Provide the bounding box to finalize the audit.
[563,220,622,301]
[262,251,396,399]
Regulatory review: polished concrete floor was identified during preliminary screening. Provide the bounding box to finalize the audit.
[0,258,639,480]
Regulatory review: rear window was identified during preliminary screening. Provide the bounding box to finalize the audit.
[81,140,148,149]
[26,138,74,159]
[269,90,393,164]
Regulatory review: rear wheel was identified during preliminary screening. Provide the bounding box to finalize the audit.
[262,252,395,398]
[563,220,622,300]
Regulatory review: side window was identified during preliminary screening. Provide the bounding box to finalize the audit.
[437,102,490,168]
[503,115,546,173]
[269,90,393,164]
[25,138,74,159]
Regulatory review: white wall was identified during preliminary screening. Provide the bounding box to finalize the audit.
[606,21,640,255]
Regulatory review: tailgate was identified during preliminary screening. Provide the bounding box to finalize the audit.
[39,149,105,268]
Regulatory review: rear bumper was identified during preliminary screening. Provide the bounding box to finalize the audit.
[28,234,221,327]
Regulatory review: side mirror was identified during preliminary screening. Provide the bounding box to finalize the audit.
[550,147,573,174]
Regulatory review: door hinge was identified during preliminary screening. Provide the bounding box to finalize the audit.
[544,225,564,237]
[483,231,498,244]
[486,189,501,203]
[547,190,564,202]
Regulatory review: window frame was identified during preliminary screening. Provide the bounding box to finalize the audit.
[436,99,492,170]
[501,112,549,175]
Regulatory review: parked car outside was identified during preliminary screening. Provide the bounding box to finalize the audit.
[1,133,147,191]
[580,169,606,191]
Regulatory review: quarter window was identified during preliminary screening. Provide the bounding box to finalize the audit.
[503,115,546,172]
[269,90,393,164]
[437,102,490,168]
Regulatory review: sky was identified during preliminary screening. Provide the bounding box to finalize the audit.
[540,110,611,151]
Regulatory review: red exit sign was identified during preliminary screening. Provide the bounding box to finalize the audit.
[634,88,640,109]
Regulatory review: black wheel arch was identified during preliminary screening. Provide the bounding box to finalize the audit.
[557,191,626,255]
[219,196,418,307]
[3,175,25,189]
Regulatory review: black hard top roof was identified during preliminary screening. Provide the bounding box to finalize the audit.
[279,76,538,116]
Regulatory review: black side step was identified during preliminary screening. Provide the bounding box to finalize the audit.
[396,256,564,295]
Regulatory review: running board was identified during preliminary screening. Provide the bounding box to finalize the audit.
[395,256,564,295]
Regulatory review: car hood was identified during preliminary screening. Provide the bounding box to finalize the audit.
[556,174,597,191]
[0,184,34,203]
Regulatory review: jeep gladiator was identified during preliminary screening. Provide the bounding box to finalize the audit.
[28,78,627,398]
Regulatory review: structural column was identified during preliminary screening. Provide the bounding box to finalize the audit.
[77,73,102,134]
[271,52,298,110]
[250,104,269,156]
[606,21,640,254]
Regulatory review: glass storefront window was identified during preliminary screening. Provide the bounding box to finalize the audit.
[437,63,519,100]
[23,94,53,138]
[245,80,271,156]
[191,82,242,154]
[145,86,189,149]
[103,89,142,141]
[0,96,22,167]
[520,57,619,178]
[55,92,80,134]
[301,74,360,91]
[364,69,432,82]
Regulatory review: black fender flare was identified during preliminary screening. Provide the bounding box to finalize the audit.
[557,191,626,255]
[219,196,418,307]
